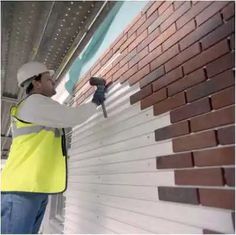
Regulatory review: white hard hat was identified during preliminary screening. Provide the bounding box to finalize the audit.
[17,61,54,87]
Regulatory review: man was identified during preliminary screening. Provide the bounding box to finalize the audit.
[1,61,105,234]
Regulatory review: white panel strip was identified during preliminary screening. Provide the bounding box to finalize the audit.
[64,199,202,234]
[64,191,234,234]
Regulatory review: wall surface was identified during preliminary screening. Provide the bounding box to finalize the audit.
[63,1,235,234]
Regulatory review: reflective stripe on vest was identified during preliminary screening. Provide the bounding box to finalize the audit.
[12,124,62,138]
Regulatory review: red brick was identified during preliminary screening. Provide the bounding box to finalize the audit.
[168,68,206,96]
[221,2,235,20]
[112,33,128,53]
[137,10,159,36]
[173,130,217,152]
[153,92,186,116]
[91,62,101,75]
[203,229,223,234]
[201,17,235,50]
[120,32,137,52]
[119,64,138,83]
[196,1,230,26]
[148,4,174,33]
[173,1,185,10]
[230,33,235,50]
[199,188,235,209]
[211,86,235,110]
[190,106,235,132]
[206,52,235,78]
[158,187,199,204]
[186,69,234,102]
[141,88,167,110]
[165,43,201,73]
[149,23,176,52]
[140,66,165,88]
[152,67,183,92]
[137,27,161,52]
[155,121,189,141]
[217,125,235,145]
[128,14,146,38]
[130,84,152,105]
[124,12,142,35]
[128,29,148,52]
[156,152,193,169]
[193,146,235,167]
[175,168,224,186]
[138,46,162,70]
[146,1,164,18]
[106,63,120,79]
[183,39,230,75]
[160,1,191,32]
[129,47,148,68]
[101,50,114,66]
[129,64,150,85]
[176,1,213,29]
[179,13,222,51]
[158,1,173,15]
[171,97,211,123]
[120,48,137,67]
[112,63,129,81]
[223,168,235,186]
[162,20,196,51]
[151,44,179,71]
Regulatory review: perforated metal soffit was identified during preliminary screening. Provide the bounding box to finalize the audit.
[1,1,116,159]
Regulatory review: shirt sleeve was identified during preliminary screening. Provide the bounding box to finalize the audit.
[17,94,97,128]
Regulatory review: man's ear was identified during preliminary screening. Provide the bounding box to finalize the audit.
[31,79,41,89]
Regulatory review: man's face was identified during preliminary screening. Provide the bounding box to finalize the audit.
[39,72,56,97]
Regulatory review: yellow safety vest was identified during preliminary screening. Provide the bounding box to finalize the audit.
[1,99,67,193]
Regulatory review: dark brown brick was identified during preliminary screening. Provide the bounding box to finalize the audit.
[148,3,174,33]
[119,64,138,83]
[190,106,235,132]
[176,1,213,29]
[173,130,217,152]
[179,13,222,51]
[152,67,183,91]
[138,46,162,70]
[175,168,224,186]
[201,17,235,50]
[199,188,235,209]
[140,66,165,88]
[186,69,234,102]
[158,186,199,204]
[141,88,167,110]
[211,86,235,110]
[129,47,148,68]
[196,1,229,26]
[203,229,223,234]
[221,2,235,20]
[149,24,176,52]
[157,152,193,169]
[128,29,148,52]
[168,68,206,96]
[206,52,235,78]
[193,146,235,167]
[224,168,235,186]
[165,43,201,73]
[155,121,189,141]
[129,64,150,85]
[162,20,196,51]
[130,85,152,105]
[183,39,230,75]
[160,1,191,32]
[153,92,186,116]
[137,27,160,52]
[230,34,235,50]
[151,44,179,71]
[217,125,235,145]
[171,97,211,123]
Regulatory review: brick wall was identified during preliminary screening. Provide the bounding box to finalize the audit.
[73,1,235,233]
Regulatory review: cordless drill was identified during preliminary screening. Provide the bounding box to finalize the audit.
[89,77,112,118]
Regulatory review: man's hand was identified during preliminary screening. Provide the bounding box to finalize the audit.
[92,85,106,106]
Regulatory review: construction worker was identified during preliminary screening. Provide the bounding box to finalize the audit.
[1,61,105,234]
